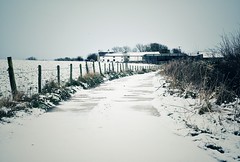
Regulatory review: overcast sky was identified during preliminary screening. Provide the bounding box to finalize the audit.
[0,0,239,60]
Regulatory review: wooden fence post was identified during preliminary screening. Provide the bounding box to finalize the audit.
[112,62,114,72]
[70,64,73,84]
[79,64,83,77]
[7,57,18,99]
[79,64,82,77]
[117,63,119,73]
[85,61,89,74]
[108,63,111,72]
[98,62,103,76]
[104,63,106,74]
[38,65,42,93]
[57,65,60,86]
[120,63,122,72]
[92,61,95,73]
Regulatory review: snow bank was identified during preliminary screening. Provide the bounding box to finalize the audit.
[153,73,240,162]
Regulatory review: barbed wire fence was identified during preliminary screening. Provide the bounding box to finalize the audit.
[0,58,158,100]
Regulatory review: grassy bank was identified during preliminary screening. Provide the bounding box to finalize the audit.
[161,59,240,117]
[162,59,239,104]
[161,30,240,118]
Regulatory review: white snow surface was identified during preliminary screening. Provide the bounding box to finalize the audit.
[0,72,238,162]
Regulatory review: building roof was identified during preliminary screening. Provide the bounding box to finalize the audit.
[128,52,160,56]
[100,52,161,57]
[144,53,187,57]
[104,53,127,57]
[198,51,223,58]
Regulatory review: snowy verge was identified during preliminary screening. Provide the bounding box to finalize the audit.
[153,72,240,162]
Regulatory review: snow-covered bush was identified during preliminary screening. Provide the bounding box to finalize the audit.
[78,73,104,88]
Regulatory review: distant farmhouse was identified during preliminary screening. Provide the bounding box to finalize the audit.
[197,51,223,59]
[98,51,187,63]
[189,51,223,61]
[143,53,188,63]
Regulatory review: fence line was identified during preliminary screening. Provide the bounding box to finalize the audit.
[0,57,160,100]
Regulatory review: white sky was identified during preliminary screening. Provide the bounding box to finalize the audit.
[0,0,239,60]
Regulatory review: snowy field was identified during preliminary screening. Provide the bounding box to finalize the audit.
[0,60,87,98]
[0,59,149,98]
[0,72,238,162]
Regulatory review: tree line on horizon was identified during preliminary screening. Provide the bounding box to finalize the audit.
[111,43,181,54]
[26,55,97,62]
[26,42,181,62]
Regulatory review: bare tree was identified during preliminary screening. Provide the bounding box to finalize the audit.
[172,48,181,54]
[217,29,240,100]
[87,53,98,61]
[123,46,131,53]
[112,46,124,53]
[136,44,146,52]
[132,48,138,52]
[219,30,240,61]
[145,44,151,52]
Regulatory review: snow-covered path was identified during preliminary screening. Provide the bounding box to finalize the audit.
[0,72,217,162]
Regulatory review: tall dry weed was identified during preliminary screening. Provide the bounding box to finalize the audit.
[162,58,237,108]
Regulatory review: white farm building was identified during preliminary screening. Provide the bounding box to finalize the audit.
[99,52,127,62]
[98,51,160,63]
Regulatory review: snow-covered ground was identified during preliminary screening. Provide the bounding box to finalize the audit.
[0,72,238,162]
[0,59,152,98]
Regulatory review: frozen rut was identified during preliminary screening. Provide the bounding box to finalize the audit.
[0,72,216,162]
